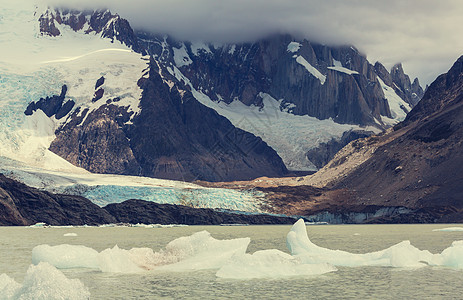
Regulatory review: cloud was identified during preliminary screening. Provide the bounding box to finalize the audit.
[46,0,463,85]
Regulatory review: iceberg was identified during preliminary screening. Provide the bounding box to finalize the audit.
[216,249,336,279]
[32,231,250,273]
[29,219,463,281]
[287,219,463,268]
[0,262,89,300]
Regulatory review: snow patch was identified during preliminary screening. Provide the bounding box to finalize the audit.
[173,43,192,67]
[295,56,326,84]
[228,44,236,55]
[190,42,212,56]
[287,42,301,53]
[189,89,366,171]
[328,59,359,75]
[378,78,411,123]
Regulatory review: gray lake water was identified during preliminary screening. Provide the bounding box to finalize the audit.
[1,224,463,299]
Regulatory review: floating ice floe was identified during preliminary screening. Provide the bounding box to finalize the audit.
[433,227,463,232]
[0,262,90,300]
[63,233,78,237]
[30,219,463,280]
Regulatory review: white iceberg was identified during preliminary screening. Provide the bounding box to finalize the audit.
[32,231,250,273]
[216,249,336,279]
[0,262,89,300]
[29,219,463,281]
[287,219,463,269]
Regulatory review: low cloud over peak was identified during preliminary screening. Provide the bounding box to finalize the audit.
[47,0,463,85]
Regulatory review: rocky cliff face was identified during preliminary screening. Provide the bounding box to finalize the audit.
[390,63,424,107]
[39,8,143,53]
[143,34,422,127]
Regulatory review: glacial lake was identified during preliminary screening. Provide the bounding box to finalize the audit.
[1,224,463,299]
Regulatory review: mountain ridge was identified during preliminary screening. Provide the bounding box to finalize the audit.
[32,6,424,176]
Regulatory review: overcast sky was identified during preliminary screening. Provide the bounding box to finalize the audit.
[48,0,463,85]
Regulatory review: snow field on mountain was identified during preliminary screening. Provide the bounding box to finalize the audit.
[294,56,327,84]
[0,0,145,170]
[378,77,411,125]
[194,89,370,171]
[167,57,380,171]
[29,219,463,280]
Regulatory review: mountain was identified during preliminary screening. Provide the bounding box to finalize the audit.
[1,3,421,186]
[11,6,287,182]
[139,33,423,170]
[32,6,423,175]
[260,55,463,222]
[147,34,422,127]
[47,58,287,181]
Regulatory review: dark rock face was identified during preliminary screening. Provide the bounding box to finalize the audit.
[374,62,393,87]
[306,130,375,169]
[49,104,139,175]
[390,63,424,107]
[24,85,74,119]
[39,8,143,53]
[104,199,296,225]
[49,59,287,181]
[95,76,105,89]
[0,174,116,226]
[141,34,423,127]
